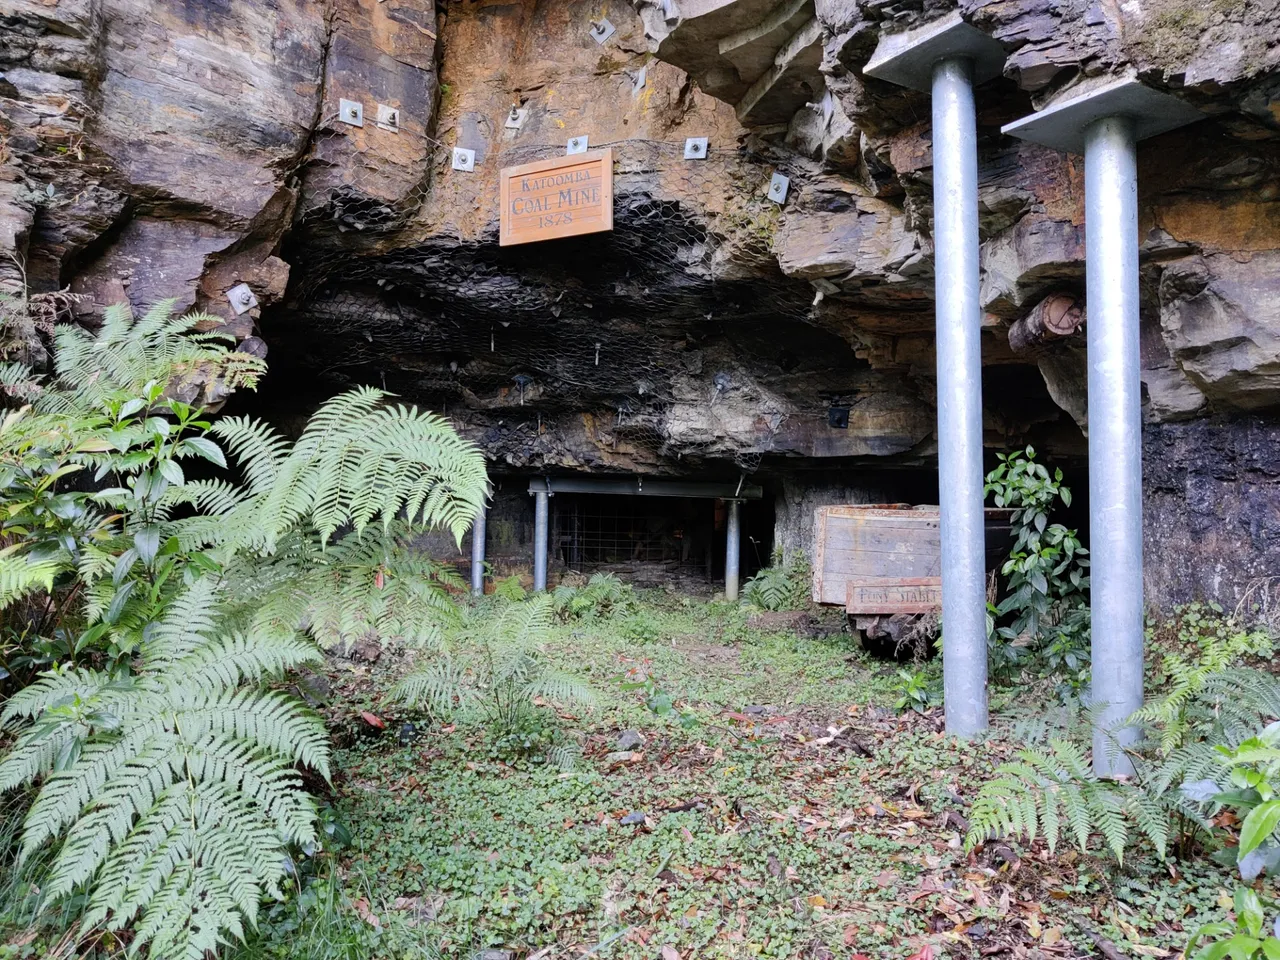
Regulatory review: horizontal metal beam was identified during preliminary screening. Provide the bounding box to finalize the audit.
[527,476,763,500]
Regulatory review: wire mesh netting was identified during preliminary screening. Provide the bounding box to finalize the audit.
[277,134,845,473]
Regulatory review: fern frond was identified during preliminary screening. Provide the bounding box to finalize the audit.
[966,739,1144,863]
[391,657,476,719]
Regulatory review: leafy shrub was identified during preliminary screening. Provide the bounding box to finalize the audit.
[622,608,662,642]
[742,549,810,611]
[891,666,939,714]
[1185,887,1280,960]
[617,673,700,729]
[984,447,1089,676]
[0,301,488,958]
[1212,723,1280,878]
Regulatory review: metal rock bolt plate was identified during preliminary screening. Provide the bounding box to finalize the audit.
[566,135,589,155]
[632,65,647,96]
[376,103,401,132]
[505,106,528,129]
[452,147,476,171]
[767,172,790,204]
[589,18,616,44]
[226,283,258,316]
[684,137,708,159]
[339,99,364,127]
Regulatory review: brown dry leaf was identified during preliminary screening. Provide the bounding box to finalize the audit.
[808,894,828,908]
[661,946,681,960]
[1043,927,1062,945]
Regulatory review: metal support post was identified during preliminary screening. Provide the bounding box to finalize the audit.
[932,56,989,737]
[470,505,487,597]
[864,14,1006,737]
[532,489,549,592]
[1084,116,1143,776]
[1003,78,1202,774]
[725,500,741,601]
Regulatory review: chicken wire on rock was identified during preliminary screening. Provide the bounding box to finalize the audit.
[270,138,894,475]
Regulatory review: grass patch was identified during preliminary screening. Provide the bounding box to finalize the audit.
[230,591,1241,959]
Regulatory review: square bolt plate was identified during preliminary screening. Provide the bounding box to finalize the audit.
[566,135,589,154]
[227,283,258,316]
[767,172,790,204]
[339,99,364,127]
[505,106,529,129]
[376,103,401,132]
[589,18,616,44]
[452,147,476,171]
[684,136,708,159]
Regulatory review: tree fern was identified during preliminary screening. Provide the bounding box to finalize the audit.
[0,578,326,958]
[393,595,592,766]
[0,300,491,959]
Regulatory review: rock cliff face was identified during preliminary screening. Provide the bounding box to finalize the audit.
[2,0,1278,607]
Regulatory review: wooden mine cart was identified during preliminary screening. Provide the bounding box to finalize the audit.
[812,504,1013,617]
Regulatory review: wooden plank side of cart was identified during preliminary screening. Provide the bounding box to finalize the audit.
[813,504,1012,607]
[813,505,940,606]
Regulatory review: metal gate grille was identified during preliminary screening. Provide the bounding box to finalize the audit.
[553,494,715,575]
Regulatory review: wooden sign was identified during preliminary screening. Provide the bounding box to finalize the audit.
[846,578,943,615]
[499,148,613,246]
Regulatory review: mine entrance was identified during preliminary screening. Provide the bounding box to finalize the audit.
[554,494,716,576]
[532,478,772,590]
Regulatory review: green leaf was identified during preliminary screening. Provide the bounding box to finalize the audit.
[104,580,136,623]
[1239,799,1280,857]
[135,526,161,566]
[1235,887,1266,937]
[180,435,227,468]
[1224,934,1263,960]
[158,459,184,487]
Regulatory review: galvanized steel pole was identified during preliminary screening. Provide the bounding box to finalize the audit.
[470,505,487,597]
[932,56,989,737]
[532,489,549,592]
[1084,115,1142,776]
[725,500,741,601]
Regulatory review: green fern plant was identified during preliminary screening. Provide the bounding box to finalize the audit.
[0,578,327,958]
[0,301,489,958]
[968,613,1280,865]
[965,738,1169,862]
[392,595,592,768]
[492,574,528,602]
[551,571,632,621]
[742,549,810,612]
